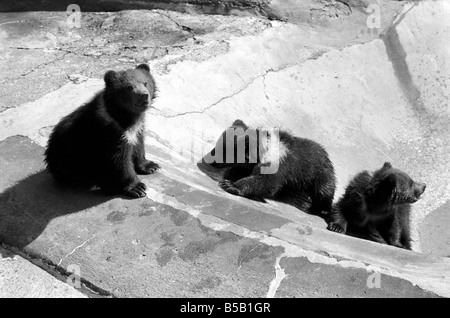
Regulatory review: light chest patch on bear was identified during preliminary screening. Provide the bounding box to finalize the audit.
[259,133,289,165]
[123,120,144,145]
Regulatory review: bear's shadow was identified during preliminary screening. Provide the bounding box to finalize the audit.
[0,170,122,249]
[197,161,313,214]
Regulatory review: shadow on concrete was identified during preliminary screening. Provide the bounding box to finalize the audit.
[0,245,16,259]
[1,0,154,12]
[197,160,313,213]
[0,170,110,249]
[0,0,257,14]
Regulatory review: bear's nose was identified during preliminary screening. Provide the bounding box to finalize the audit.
[415,182,426,196]
[420,183,426,192]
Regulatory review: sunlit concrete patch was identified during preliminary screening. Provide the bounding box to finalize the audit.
[268,223,450,297]
[145,176,294,234]
[275,256,438,298]
[0,79,103,146]
[419,200,450,258]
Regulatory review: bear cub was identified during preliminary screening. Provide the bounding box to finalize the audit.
[204,119,337,216]
[45,64,160,198]
[330,162,426,250]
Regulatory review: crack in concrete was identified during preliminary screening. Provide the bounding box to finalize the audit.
[57,234,97,269]
[153,64,296,118]
[262,75,271,103]
[336,0,353,14]
[0,21,24,27]
[155,11,195,36]
[0,48,74,84]
[20,52,71,78]
[1,241,111,297]
[266,254,286,298]
[390,1,417,28]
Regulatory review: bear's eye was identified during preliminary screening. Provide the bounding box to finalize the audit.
[144,82,148,87]
[126,85,133,92]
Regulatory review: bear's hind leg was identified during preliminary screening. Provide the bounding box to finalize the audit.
[366,224,388,245]
[308,184,334,215]
[386,216,405,248]
[399,218,412,250]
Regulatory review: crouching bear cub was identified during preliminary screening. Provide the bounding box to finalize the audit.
[330,162,426,250]
[45,64,160,198]
[204,120,337,217]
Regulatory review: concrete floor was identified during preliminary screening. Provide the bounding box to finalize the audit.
[0,1,449,297]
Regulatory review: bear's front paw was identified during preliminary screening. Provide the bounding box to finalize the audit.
[327,222,346,234]
[391,242,405,249]
[218,180,242,196]
[136,161,161,175]
[124,181,147,198]
[387,239,404,249]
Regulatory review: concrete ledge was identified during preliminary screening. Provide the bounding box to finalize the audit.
[0,245,86,298]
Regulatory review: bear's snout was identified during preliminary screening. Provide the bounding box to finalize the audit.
[138,93,148,102]
[414,182,426,199]
[135,92,149,108]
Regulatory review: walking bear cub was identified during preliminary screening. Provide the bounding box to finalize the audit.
[204,119,337,217]
[330,162,426,250]
[45,64,160,198]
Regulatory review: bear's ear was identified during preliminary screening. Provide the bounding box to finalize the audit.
[136,63,150,72]
[382,162,392,169]
[232,119,248,129]
[104,70,117,87]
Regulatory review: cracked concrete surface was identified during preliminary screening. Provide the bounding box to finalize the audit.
[0,1,449,298]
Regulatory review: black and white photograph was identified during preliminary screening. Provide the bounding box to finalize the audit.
[0,0,448,301]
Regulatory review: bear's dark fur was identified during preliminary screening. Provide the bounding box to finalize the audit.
[204,120,337,216]
[330,162,426,249]
[45,64,160,198]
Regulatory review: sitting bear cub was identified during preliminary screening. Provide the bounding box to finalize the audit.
[45,64,160,198]
[330,162,426,250]
[204,119,337,217]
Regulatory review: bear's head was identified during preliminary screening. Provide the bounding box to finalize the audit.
[369,162,426,204]
[205,119,261,169]
[104,63,156,114]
